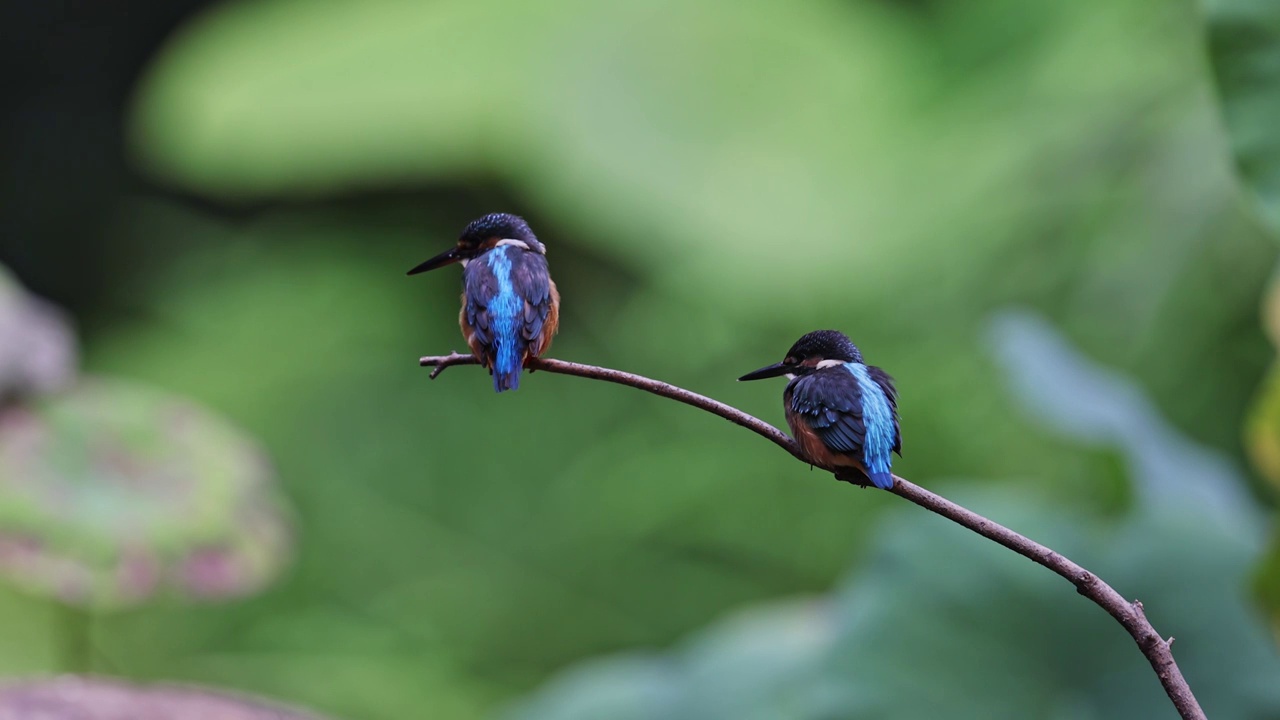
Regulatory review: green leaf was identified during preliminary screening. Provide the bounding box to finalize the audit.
[1246,267,1280,489]
[1246,361,1280,489]
[1242,267,1280,643]
[0,377,292,609]
[990,310,1264,539]
[505,600,833,720]
[819,496,1280,720]
[1205,0,1280,233]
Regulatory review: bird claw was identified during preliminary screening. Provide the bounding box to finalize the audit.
[833,469,872,488]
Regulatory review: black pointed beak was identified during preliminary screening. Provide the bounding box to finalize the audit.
[738,362,789,382]
[407,247,461,275]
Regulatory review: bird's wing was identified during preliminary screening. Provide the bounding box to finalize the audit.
[463,261,499,350]
[788,371,868,456]
[509,252,554,343]
[866,365,902,455]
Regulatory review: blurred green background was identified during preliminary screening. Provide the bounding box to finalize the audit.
[4,0,1280,718]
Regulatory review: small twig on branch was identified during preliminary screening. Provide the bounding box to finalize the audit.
[424,351,478,379]
[418,352,1206,720]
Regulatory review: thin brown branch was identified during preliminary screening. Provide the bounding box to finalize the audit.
[424,350,478,379]
[418,352,1206,720]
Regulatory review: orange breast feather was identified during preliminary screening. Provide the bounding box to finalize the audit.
[787,412,864,472]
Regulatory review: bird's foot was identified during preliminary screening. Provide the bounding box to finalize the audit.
[833,468,873,489]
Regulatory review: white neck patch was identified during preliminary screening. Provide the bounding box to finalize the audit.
[495,238,531,250]
[816,359,847,369]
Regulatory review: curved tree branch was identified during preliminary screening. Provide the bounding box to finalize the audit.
[419,351,1206,720]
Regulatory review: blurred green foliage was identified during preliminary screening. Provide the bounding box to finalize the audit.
[1206,0,1280,645]
[1246,278,1280,487]
[1206,0,1280,232]
[507,503,1276,720]
[0,266,293,687]
[128,0,1276,460]
[1,0,1279,718]
[1248,277,1280,637]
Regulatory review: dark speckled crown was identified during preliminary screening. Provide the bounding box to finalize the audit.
[787,330,863,363]
[460,213,543,252]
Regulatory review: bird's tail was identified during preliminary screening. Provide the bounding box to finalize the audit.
[492,338,524,393]
[863,449,895,489]
[869,471,894,490]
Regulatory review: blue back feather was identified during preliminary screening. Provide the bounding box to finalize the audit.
[845,363,895,489]
[485,247,525,392]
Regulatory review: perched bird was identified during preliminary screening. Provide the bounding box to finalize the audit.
[739,330,900,489]
[408,213,560,392]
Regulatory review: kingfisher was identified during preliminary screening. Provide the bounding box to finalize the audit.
[407,212,560,392]
[739,330,901,489]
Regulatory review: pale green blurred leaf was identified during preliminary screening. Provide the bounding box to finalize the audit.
[0,378,291,609]
[130,0,546,196]
[506,600,833,720]
[1247,265,1280,489]
[1247,268,1280,640]
[990,309,1264,541]
[1246,360,1280,490]
[1205,0,1280,233]
[997,309,1280,663]
[825,496,1280,720]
